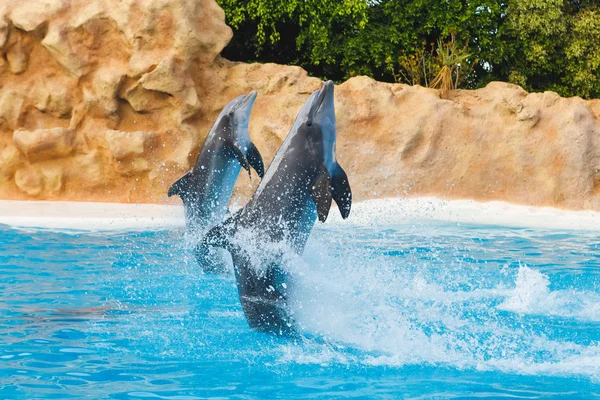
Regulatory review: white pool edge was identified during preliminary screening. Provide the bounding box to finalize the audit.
[325,197,600,231]
[0,200,185,231]
[1,198,599,231]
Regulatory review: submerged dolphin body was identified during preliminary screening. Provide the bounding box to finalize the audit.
[168,91,264,270]
[205,81,352,333]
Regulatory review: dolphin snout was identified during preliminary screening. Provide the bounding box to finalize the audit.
[318,81,334,109]
[240,90,258,110]
[313,80,335,122]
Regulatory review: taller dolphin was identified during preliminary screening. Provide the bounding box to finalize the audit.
[204,81,352,333]
[168,91,264,270]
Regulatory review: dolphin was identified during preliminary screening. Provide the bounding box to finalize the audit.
[168,91,264,271]
[204,81,351,333]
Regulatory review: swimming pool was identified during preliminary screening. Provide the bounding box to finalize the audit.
[1,220,599,398]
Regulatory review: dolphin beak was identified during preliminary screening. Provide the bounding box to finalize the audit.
[240,90,258,112]
[311,80,334,123]
[317,81,334,113]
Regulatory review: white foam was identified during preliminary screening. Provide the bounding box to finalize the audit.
[1,197,599,231]
[498,266,600,322]
[282,239,600,381]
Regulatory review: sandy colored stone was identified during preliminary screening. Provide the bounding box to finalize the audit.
[139,55,187,95]
[114,157,150,175]
[14,167,44,196]
[0,146,23,177]
[41,25,87,77]
[0,0,599,212]
[0,90,25,129]
[10,0,67,32]
[92,67,124,115]
[105,129,154,160]
[13,164,63,197]
[138,54,200,120]
[31,77,74,117]
[70,151,106,188]
[0,15,8,49]
[6,41,30,74]
[121,83,169,113]
[41,166,64,195]
[13,128,74,161]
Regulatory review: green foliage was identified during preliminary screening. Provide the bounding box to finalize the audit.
[386,33,474,94]
[565,6,600,98]
[217,0,368,79]
[503,0,600,98]
[217,0,600,99]
[503,0,568,92]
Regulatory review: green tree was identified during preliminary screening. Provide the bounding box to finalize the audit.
[348,0,507,87]
[565,5,600,98]
[217,0,369,80]
[217,0,600,98]
[502,0,600,98]
[503,0,569,93]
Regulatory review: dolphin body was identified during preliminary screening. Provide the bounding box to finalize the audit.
[204,81,352,334]
[168,91,264,271]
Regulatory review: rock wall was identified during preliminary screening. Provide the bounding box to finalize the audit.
[1,0,600,211]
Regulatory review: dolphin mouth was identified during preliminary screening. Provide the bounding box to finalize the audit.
[314,80,334,115]
[309,80,334,123]
[239,90,258,111]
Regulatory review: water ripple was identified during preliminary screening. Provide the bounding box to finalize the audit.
[1,223,600,398]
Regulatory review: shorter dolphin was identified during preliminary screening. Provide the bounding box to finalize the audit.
[168,91,264,271]
[204,81,351,333]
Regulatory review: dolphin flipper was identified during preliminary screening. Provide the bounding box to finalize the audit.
[226,143,251,177]
[247,142,265,179]
[331,163,352,219]
[310,165,333,223]
[204,211,240,250]
[168,170,193,198]
[193,243,226,273]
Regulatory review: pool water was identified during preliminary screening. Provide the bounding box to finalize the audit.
[1,222,600,398]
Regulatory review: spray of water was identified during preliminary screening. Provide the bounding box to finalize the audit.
[271,226,600,382]
[103,220,600,383]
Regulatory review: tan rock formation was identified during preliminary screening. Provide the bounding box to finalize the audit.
[13,127,74,161]
[0,0,600,212]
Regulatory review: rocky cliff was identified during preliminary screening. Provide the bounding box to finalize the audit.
[1,0,600,210]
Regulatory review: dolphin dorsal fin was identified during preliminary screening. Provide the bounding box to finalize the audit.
[310,165,333,223]
[331,163,352,219]
[168,170,193,198]
[247,142,264,179]
[226,142,251,177]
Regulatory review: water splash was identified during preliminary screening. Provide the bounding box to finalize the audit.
[499,265,600,322]
[4,221,600,398]
[277,227,600,382]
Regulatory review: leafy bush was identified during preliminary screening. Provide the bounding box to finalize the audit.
[217,0,600,99]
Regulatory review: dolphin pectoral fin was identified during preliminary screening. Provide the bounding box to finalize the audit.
[331,163,352,219]
[227,143,251,177]
[194,243,226,273]
[247,142,265,179]
[203,222,230,250]
[310,165,333,223]
[168,170,193,198]
[203,210,240,250]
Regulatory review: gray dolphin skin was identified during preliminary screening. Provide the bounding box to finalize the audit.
[204,81,352,334]
[168,91,264,270]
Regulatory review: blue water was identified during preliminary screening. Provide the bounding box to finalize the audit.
[1,221,600,398]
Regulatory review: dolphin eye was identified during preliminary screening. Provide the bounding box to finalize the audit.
[307,121,312,127]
